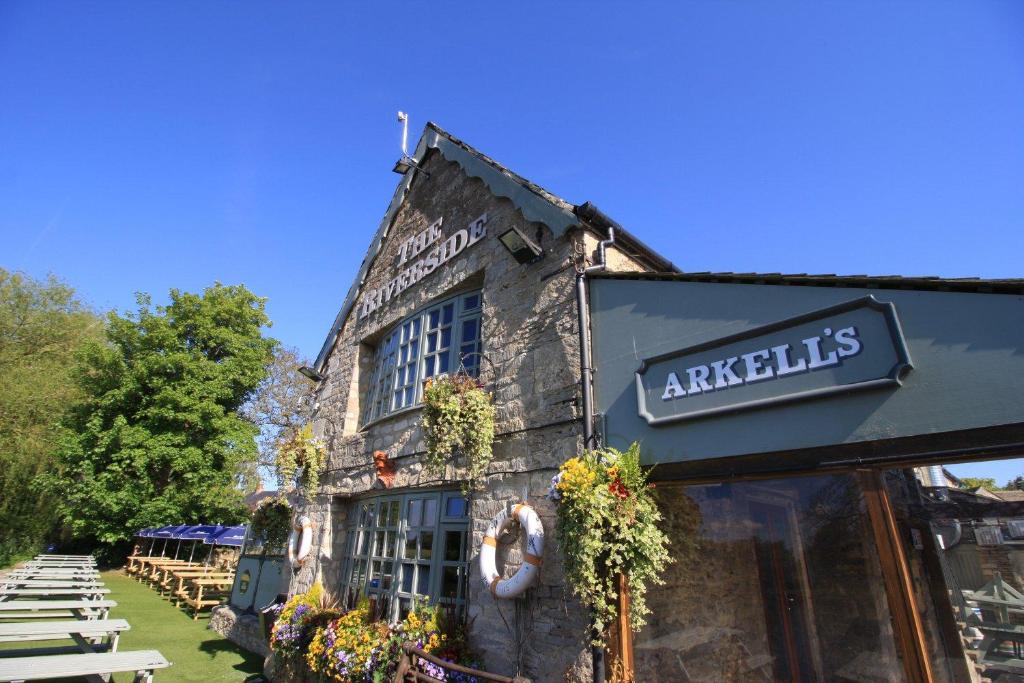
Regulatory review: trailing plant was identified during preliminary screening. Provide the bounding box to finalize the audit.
[250,496,292,550]
[550,442,672,643]
[276,423,327,499]
[422,374,495,493]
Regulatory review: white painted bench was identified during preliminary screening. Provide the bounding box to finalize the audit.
[0,619,129,653]
[0,600,116,620]
[0,649,169,682]
[0,580,101,590]
[0,588,109,602]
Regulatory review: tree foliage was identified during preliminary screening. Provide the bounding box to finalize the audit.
[47,283,276,557]
[960,477,1001,491]
[0,270,102,565]
[240,345,315,482]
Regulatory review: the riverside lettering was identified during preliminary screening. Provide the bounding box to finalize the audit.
[358,213,488,319]
[661,326,862,401]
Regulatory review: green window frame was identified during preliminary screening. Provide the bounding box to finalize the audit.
[361,291,483,425]
[341,490,471,623]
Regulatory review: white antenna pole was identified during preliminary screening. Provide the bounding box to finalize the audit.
[397,111,409,158]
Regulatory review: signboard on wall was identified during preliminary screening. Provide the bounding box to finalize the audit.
[635,296,913,425]
[357,213,488,319]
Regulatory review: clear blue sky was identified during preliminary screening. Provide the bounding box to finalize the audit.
[1,2,1022,481]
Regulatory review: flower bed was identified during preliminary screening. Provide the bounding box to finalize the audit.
[270,585,479,682]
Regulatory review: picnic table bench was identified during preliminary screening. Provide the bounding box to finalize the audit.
[179,577,234,619]
[0,649,169,683]
[152,562,205,590]
[0,580,101,589]
[0,619,129,654]
[126,556,166,576]
[0,588,109,602]
[8,566,98,573]
[169,570,232,601]
[0,600,116,621]
[142,560,191,583]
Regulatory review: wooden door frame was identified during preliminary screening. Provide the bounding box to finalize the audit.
[613,468,936,682]
[857,468,934,683]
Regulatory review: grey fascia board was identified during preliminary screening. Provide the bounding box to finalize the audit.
[313,128,579,372]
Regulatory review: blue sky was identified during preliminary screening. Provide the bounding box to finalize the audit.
[1,2,1021,482]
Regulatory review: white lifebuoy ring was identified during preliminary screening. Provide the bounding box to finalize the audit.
[479,502,544,599]
[287,516,313,569]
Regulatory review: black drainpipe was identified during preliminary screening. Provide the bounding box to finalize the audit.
[574,203,618,682]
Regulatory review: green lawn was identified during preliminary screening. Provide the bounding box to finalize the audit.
[1,570,264,682]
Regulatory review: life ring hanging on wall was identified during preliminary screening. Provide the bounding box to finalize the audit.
[287,516,313,569]
[479,502,544,599]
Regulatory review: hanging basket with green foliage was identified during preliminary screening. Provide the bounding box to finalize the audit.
[422,374,495,492]
[276,424,327,500]
[250,497,293,550]
[550,442,672,643]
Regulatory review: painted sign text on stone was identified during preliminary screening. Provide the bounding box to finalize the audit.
[359,213,488,319]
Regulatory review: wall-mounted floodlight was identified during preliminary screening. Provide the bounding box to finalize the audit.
[298,366,324,382]
[392,111,429,177]
[498,226,544,264]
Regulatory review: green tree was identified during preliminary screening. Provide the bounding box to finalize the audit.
[49,284,276,558]
[960,477,1001,491]
[1005,476,1024,492]
[240,345,315,484]
[0,269,103,565]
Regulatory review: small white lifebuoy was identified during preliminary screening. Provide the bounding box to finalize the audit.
[287,516,313,569]
[479,502,544,599]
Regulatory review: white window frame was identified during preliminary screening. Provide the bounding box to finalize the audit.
[361,290,482,425]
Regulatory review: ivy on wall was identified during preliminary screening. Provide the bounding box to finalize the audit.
[422,374,495,493]
[276,424,327,500]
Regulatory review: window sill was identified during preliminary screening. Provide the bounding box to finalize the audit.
[359,403,425,433]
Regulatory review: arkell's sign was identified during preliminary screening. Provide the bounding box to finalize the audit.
[358,213,488,319]
[635,296,913,425]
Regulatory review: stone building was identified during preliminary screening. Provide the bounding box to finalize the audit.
[290,123,667,682]
[266,122,1024,682]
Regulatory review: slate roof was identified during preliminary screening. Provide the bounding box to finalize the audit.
[313,123,671,371]
[592,270,1024,295]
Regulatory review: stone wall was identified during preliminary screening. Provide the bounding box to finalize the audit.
[290,149,645,682]
[210,604,271,657]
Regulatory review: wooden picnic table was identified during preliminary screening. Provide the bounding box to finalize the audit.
[180,577,234,619]
[171,572,233,607]
[0,649,169,682]
[126,556,167,575]
[0,618,129,653]
[169,569,231,596]
[150,562,205,589]
[0,600,116,621]
[141,558,191,579]
[0,588,110,602]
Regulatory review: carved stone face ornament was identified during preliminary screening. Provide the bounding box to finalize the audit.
[373,450,396,489]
